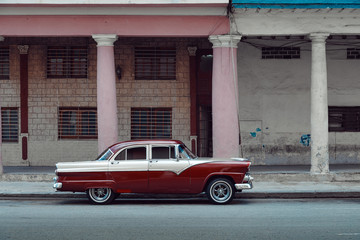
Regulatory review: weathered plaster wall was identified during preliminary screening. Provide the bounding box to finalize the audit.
[233,9,360,36]
[238,38,360,165]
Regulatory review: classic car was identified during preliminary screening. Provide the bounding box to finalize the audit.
[53,140,253,204]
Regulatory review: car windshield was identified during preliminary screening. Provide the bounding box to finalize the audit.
[96,148,114,161]
[178,144,197,160]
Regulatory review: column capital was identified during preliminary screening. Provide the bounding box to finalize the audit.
[92,34,118,46]
[187,46,197,57]
[209,35,242,48]
[17,45,29,55]
[309,33,330,42]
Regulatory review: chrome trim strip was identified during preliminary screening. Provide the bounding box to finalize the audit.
[243,174,254,182]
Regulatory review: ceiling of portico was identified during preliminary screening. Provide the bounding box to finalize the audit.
[232,8,360,36]
[0,0,230,37]
[0,0,228,16]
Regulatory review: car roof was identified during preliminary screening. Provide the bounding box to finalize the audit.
[108,139,184,153]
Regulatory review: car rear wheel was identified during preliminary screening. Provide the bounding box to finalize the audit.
[86,187,115,205]
[206,178,235,204]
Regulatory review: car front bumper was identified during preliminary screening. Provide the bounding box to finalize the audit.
[235,173,254,190]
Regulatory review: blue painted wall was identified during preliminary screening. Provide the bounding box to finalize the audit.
[232,0,360,8]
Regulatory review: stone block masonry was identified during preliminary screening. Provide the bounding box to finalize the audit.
[0,37,209,166]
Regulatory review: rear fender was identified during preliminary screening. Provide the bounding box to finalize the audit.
[83,180,116,191]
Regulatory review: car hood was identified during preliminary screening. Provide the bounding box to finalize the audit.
[188,157,251,168]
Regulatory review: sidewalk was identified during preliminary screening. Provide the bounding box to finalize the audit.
[0,165,360,199]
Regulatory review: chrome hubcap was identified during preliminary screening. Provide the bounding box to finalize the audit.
[211,181,231,203]
[90,188,111,202]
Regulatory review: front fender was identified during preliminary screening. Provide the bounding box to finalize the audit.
[201,172,245,191]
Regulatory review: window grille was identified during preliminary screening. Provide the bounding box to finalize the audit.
[262,47,300,59]
[0,47,10,80]
[58,107,97,139]
[131,108,172,139]
[135,47,176,80]
[329,107,360,132]
[1,108,18,142]
[347,48,360,59]
[47,46,88,78]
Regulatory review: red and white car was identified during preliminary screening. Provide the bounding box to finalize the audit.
[53,140,253,204]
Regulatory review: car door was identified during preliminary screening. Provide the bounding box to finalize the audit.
[109,145,149,193]
[148,145,191,193]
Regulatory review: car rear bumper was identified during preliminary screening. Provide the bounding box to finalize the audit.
[53,177,62,190]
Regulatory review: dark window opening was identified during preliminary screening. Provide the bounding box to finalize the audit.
[47,46,88,78]
[347,48,360,59]
[1,107,18,142]
[131,108,172,139]
[0,47,10,80]
[135,47,176,80]
[58,107,97,139]
[329,107,360,132]
[262,47,300,59]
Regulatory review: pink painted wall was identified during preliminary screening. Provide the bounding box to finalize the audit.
[0,15,229,37]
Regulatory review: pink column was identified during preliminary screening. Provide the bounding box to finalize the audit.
[92,34,119,154]
[209,35,242,158]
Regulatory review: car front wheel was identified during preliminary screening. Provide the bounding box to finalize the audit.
[206,178,235,204]
[86,187,115,205]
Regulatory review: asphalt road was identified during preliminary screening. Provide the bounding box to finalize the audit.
[0,198,360,240]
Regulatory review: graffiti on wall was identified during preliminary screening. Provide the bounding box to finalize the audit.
[300,134,311,146]
[250,128,262,137]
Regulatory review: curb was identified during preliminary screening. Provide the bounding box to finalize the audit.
[252,172,360,182]
[0,174,53,182]
[240,192,360,199]
[1,192,360,200]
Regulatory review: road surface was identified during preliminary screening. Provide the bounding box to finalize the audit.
[0,198,359,240]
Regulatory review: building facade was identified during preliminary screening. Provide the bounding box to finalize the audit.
[232,0,360,173]
[0,0,359,173]
[0,0,234,166]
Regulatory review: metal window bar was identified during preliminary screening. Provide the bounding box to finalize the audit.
[58,107,97,139]
[131,108,172,139]
[329,107,360,132]
[135,47,176,80]
[1,108,18,142]
[0,47,10,80]
[47,46,88,78]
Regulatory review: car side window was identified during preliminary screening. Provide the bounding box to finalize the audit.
[128,147,146,160]
[152,146,175,160]
[178,145,190,159]
[115,150,126,161]
[114,147,147,160]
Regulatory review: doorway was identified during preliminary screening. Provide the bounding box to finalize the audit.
[196,50,213,157]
